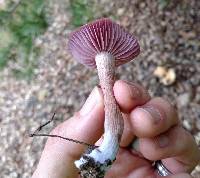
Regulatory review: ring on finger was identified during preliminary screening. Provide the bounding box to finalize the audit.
[153,160,172,176]
[131,139,172,177]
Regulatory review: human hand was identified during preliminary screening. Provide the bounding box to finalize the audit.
[32,80,200,178]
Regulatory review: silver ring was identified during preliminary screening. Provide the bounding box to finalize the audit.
[154,160,172,176]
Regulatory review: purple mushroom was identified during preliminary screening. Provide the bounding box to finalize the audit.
[68,18,140,177]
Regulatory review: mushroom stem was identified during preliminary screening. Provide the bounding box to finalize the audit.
[95,52,124,142]
[74,52,124,177]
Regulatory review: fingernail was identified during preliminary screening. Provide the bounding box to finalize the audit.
[157,135,169,148]
[80,87,102,116]
[124,81,142,99]
[140,105,162,124]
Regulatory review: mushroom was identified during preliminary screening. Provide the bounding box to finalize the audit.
[68,18,140,177]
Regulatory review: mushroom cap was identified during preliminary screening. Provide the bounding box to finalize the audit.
[68,18,140,68]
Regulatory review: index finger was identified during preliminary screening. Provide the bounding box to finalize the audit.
[113,80,151,147]
[113,80,151,113]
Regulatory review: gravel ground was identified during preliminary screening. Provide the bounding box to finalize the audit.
[0,0,200,177]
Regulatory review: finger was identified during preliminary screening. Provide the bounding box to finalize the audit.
[32,87,104,178]
[114,80,151,147]
[139,125,200,173]
[113,80,151,113]
[130,97,179,138]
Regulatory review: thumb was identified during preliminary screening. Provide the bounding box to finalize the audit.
[32,87,104,178]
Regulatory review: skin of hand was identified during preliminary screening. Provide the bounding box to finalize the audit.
[32,80,200,178]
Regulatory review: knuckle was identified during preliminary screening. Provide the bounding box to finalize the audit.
[153,97,178,123]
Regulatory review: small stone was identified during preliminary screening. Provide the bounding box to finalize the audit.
[35,38,43,47]
[0,96,4,104]
[177,92,191,107]
[182,119,192,131]
[196,52,200,58]
[117,8,125,16]
[194,132,200,146]
[37,89,48,101]
[140,2,146,8]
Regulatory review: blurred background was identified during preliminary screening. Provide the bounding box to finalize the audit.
[0,0,199,177]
